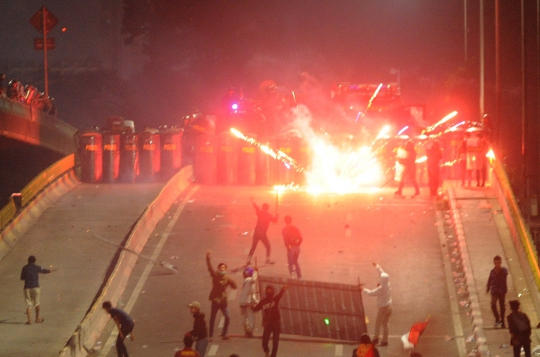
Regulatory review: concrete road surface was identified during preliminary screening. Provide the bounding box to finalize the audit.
[98,185,465,357]
[0,183,165,357]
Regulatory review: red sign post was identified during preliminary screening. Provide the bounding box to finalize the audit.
[29,6,58,98]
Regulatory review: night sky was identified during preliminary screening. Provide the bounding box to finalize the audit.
[0,0,526,164]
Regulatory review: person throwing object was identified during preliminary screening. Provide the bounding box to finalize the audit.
[360,262,392,347]
[247,198,278,265]
[254,285,289,357]
[239,266,258,337]
[20,255,56,324]
[206,251,237,341]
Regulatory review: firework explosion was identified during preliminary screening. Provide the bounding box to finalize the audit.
[290,105,383,194]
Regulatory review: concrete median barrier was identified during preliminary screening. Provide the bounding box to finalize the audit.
[59,165,193,357]
[0,155,80,260]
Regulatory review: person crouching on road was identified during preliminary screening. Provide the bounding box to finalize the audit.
[187,301,208,356]
[360,262,392,347]
[206,251,237,341]
[239,266,258,337]
[352,333,380,357]
[254,285,289,357]
[102,301,134,357]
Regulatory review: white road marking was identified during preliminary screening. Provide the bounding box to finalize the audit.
[208,344,219,356]
[99,185,200,357]
[335,344,343,356]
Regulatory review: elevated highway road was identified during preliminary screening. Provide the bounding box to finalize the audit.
[0,176,537,357]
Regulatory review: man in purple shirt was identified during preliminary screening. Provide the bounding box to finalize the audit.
[103,301,135,357]
[20,255,56,324]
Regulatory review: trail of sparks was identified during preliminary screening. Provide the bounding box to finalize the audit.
[425,111,458,133]
[230,128,304,172]
[363,83,383,115]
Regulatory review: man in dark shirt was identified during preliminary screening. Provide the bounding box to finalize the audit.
[395,140,420,196]
[206,252,237,341]
[247,198,278,265]
[20,255,55,324]
[102,301,135,357]
[175,335,202,357]
[507,299,531,357]
[254,285,288,357]
[486,255,508,328]
[282,215,303,279]
[188,301,208,356]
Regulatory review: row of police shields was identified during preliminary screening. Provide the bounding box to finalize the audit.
[78,129,182,183]
[78,129,308,185]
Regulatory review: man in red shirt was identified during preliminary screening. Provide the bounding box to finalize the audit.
[282,215,303,279]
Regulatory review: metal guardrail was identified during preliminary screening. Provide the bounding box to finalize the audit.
[0,154,75,232]
[491,158,540,288]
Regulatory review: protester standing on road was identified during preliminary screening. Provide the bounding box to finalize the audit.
[486,255,508,328]
[254,285,289,357]
[239,266,258,337]
[507,300,532,357]
[20,255,56,324]
[426,141,443,197]
[457,133,469,186]
[360,262,392,347]
[175,335,202,357]
[282,215,303,279]
[206,251,237,341]
[352,333,380,357]
[395,141,420,196]
[246,198,278,265]
[102,301,135,357]
[187,301,208,356]
[477,132,489,187]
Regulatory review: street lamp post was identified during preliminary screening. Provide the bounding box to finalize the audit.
[479,0,485,118]
[464,0,468,63]
[390,68,401,95]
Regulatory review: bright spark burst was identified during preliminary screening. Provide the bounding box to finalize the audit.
[292,106,383,194]
[232,107,385,194]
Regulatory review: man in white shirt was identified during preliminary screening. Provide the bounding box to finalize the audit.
[360,262,392,347]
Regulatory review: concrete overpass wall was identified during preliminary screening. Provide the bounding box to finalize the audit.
[0,98,78,155]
